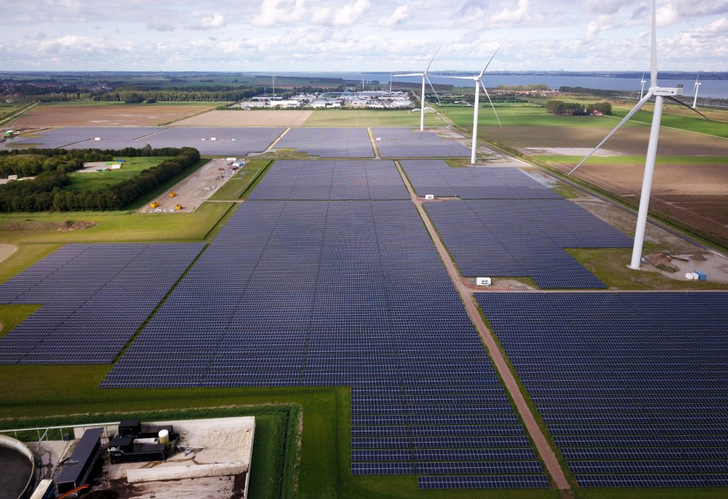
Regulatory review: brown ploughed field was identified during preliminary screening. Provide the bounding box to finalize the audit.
[12,104,215,127]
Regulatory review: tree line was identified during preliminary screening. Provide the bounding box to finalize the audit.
[0,147,199,212]
[545,100,612,116]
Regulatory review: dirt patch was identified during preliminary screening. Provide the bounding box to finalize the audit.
[140,158,239,213]
[0,244,18,264]
[57,220,98,232]
[172,110,313,127]
[10,105,215,127]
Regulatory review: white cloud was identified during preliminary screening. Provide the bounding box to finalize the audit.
[656,4,680,27]
[252,0,307,28]
[186,13,226,30]
[705,16,728,32]
[585,14,617,41]
[490,0,529,25]
[333,0,371,27]
[379,4,411,27]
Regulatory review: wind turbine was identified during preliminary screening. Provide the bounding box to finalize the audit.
[393,47,441,132]
[569,0,708,270]
[446,41,504,164]
[693,74,701,108]
[639,73,647,100]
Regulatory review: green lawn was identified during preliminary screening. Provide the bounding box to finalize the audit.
[65,157,173,192]
[534,154,728,166]
[614,107,728,138]
[0,201,233,247]
[439,104,634,130]
[304,109,446,127]
[209,159,272,200]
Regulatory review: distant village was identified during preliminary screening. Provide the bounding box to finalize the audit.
[241,90,415,110]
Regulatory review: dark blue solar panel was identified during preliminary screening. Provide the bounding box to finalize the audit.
[425,199,632,289]
[479,292,728,488]
[372,129,470,158]
[400,159,561,199]
[101,200,546,488]
[248,160,409,200]
[274,128,374,158]
[0,243,204,364]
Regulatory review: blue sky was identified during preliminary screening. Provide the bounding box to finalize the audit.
[0,0,726,72]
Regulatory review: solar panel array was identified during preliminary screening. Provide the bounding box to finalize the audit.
[247,160,409,200]
[1,127,283,156]
[275,128,374,158]
[373,129,470,158]
[132,127,284,156]
[425,199,632,288]
[103,200,548,488]
[0,243,203,364]
[400,160,562,199]
[478,292,728,488]
[1,127,162,150]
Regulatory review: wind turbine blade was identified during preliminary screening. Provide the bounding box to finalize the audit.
[665,95,711,121]
[425,46,441,74]
[393,73,423,77]
[569,92,654,175]
[479,39,506,78]
[425,75,442,106]
[650,0,657,88]
[480,79,502,128]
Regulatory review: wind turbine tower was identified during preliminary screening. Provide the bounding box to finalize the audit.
[693,74,702,108]
[569,0,708,270]
[394,47,441,132]
[446,41,504,164]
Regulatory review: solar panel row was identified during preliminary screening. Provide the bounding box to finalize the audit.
[248,160,409,200]
[426,199,632,288]
[372,129,470,158]
[478,292,728,488]
[400,160,561,199]
[2,127,284,156]
[0,243,204,364]
[275,128,374,158]
[103,200,546,486]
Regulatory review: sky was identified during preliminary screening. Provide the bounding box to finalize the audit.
[0,0,726,73]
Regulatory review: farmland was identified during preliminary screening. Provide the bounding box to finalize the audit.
[173,109,313,127]
[10,102,217,127]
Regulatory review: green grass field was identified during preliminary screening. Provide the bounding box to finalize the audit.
[304,109,447,127]
[440,101,728,140]
[534,154,727,166]
[65,157,173,191]
[209,159,272,200]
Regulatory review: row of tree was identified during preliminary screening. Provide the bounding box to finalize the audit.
[545,100,612,115]
[0,147,200,212]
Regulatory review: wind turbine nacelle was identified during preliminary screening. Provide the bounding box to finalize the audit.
[653,87,683,96]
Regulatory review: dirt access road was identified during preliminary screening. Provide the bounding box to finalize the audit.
[393,160,571,491]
